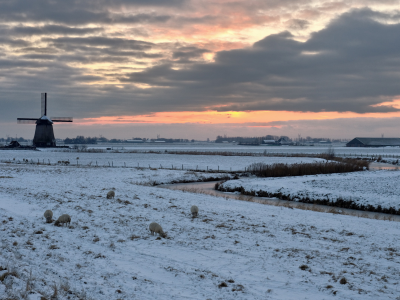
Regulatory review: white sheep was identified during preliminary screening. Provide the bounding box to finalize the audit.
[107,190,115,199]
[149,222,166,238]
[43,210,53,223]
[191,205,199,217]
[55,214,71,227]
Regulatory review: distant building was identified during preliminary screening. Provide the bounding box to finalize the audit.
[277,137,293,145]
[126,139,144,143]
[346,137,400,147]
[262,140,277,144]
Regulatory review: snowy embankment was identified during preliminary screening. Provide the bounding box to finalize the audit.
[0,150,326,172]
[219,170,400,213]
[0,163,399,299]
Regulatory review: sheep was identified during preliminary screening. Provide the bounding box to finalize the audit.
[43,210,53,223]
[149,222,167,238]
[55,214,71,227]
[107,190,115,199]
[191,205,199,217]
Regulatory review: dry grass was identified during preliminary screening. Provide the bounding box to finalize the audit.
[51,283,58,299]
[299,265,309,270]
[246,159,368,178]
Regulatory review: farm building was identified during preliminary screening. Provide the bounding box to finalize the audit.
[346,137,400,147]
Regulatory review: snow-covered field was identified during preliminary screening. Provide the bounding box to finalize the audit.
[0,150,326,172]
[82,143,400,157]
[80,143,400,157]
[0,163,399,299]
[220,170,400,211]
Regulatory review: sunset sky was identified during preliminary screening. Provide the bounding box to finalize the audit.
[1,0,400,139]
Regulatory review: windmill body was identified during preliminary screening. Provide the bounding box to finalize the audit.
[17,93,73,147]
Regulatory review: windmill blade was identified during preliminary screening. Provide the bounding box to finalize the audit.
[51,117,73,122]
[17,118,37,124]
[41,93,47,116]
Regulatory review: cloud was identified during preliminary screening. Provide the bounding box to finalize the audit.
[172,46,210,60]
[1,4,400,137]
[120,9,400,113]
[44,37,154,51]
[0,1,183,25]
[9,25,103,36]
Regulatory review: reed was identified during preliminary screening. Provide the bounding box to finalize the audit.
[246,159,368,178]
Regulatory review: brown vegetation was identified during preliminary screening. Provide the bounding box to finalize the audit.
[246,159,368,178]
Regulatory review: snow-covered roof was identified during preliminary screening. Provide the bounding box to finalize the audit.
[40,115,53,123]
[348,137,400,146]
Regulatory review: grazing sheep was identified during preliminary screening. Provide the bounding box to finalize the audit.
[43,210,53,223]
[107,190,115,199]
[191,205,199,217]
[55,214,71,227]
[149,222,167,238]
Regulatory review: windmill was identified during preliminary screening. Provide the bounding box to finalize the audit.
[17,93,73,147]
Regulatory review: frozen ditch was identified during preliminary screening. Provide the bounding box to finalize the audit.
[216,168,400,214]
[160,181,400,221]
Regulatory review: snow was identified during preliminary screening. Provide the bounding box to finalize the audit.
[0,150,326,171]
[79,143,400,157]
[220,170,400,210]
[0,161,399,299]
[40,116,52,122]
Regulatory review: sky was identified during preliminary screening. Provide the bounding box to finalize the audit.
[1,0,400,140]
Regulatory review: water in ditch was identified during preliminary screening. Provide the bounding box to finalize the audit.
[159,165,400,222]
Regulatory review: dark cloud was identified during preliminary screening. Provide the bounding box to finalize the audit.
[0,0,183,25]
[0,37,31,48]
[120,9,400,113]
[44,37,154,51]
[172,47,210,60]
[10,25,103,36]
[286,19,310,30]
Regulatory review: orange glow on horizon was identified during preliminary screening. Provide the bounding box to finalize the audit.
[75,110,400,126]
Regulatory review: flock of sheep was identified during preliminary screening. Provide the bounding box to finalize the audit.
[43,191,199,238]
[43,210,71,226]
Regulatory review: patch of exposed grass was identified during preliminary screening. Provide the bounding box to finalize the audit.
[299,265,309,271]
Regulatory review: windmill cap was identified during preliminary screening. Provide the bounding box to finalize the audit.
[40,115,53,123]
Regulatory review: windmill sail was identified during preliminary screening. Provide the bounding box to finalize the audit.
[17,118,38,124]
[41,93,47,116]
[51,117,73,122]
